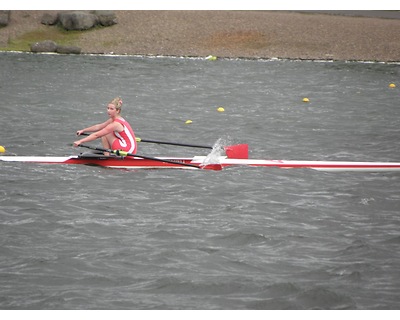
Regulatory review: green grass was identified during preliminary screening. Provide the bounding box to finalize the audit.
[1,26,82,52]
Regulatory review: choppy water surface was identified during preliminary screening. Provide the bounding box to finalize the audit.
[0,52,399,309]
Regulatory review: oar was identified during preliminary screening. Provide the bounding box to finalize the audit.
[78,144,222,170]
[79,132,213,149]
[135,139,248,158]
[135,137,213,149]
[77,133,248,158]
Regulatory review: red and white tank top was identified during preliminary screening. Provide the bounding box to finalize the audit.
[112,118,137,153]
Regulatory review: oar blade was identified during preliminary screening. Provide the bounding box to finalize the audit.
[224,144,248,159]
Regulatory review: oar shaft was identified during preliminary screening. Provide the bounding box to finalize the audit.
[78,133,213,149]
[137,138,213,149]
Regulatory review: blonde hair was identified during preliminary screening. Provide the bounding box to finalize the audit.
[110,97,123,111]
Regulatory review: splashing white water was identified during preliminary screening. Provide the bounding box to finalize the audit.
[201,138,230,166]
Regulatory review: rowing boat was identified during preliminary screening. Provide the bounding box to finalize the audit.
[0,154,223,170]
[1,144,400,172]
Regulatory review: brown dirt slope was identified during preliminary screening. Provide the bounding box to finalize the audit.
[1,10,400,62]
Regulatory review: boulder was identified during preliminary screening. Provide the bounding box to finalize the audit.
[30,40,58,53]
[59,11,98,31]
[93,11,118,27]
[41,12,59,25]
[0,10,10,27]
[56,45,81,54]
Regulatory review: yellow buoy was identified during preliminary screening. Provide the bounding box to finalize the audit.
[217,107,225,112]
[389,83,396,88]
[0,145,5,153]
[205,55,217,61]
[302,98,310,103]
[185,120,193,124]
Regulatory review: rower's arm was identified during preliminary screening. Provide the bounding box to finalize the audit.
[92,122,119,138]
[79,119,112,134]
[74,121,118,147]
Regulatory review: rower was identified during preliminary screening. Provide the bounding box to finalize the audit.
[73,97,137,155]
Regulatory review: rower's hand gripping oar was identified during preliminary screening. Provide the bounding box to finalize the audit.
[78,144,222,170]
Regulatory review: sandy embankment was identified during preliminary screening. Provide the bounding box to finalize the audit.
[1,10,400,62]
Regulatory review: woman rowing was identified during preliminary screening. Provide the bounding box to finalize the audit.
[74,97,137,154]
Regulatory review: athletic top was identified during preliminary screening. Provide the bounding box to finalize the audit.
[111,118,137,153]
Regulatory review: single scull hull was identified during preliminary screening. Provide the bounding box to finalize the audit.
[0,155,211,170]
[217,158,400,172]
[1,155,400,172]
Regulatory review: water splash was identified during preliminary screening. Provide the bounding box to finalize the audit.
[201,137,230,165]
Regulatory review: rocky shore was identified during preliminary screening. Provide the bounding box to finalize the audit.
[1,10,400,62]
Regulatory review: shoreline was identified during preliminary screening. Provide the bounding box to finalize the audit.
[2,50,400,65]
[1,11,400,63]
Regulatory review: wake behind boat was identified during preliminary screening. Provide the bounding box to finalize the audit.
[1,142,400,172]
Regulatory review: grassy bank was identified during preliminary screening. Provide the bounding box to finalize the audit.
[1,23,87,52]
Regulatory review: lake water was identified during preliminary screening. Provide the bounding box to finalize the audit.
[0,52,399,310]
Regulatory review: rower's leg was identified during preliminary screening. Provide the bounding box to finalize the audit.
[102,134,115,156]
[101,136,112,149]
